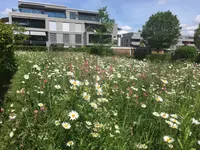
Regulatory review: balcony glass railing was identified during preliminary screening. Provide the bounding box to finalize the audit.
[78,13,99,22]
[18,8,66,18]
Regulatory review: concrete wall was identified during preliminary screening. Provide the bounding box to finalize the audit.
[112,47,133,56]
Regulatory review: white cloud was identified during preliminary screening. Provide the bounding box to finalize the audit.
[118,30,129,35]
[118,25,133,35]
[195,15,200,23]
[158,0,168,4]
[119,25,132,31]
[1,8,12,16]
[180,24,198,36]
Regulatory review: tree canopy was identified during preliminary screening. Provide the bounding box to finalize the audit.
[141,11,181,50]
[194,24,200,50]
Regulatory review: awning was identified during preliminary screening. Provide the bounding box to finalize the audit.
[14,31,30,35]
[30,31,46,36]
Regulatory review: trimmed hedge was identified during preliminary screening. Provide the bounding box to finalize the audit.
[146,54,172,62]
[14,45,48,51]
[173,46,198,61]
[89,45,114,56]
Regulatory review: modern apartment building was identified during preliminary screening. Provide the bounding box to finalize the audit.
[4,1,118,47]
[118,32,195,50]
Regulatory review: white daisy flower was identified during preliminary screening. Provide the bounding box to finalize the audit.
[152,112,160,117]
[91,132,100,138]
[55,85,61,89]
[155,95,163,102]
[163,136,174,144]
[24,74,29,80]
[55,120,60,126]
[160,112,169,119]
[66,141,74,147]
[62,122,71,129]
[82,92,91,101]
[38,103,44,107]
[9,114,17,120]
[90,102,98,109]
[68,111,79,121]
[10,131,14,138]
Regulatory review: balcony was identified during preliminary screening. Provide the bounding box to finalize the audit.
[78,12,99,22]
[12,17,45,29]
[17,8,66,18]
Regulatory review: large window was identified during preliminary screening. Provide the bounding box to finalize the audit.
[78,12,99,22]
[12,18,45,28]
[75,34,82,44]
[70,12,77,19]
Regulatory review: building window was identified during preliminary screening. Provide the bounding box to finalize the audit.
[63,34,70,44]
[75,34,82,44]
[75,24,82,32]
[50,33,57,43]
[131,39,141,42]
[49,22,57,31]
[63,23,69,32]
[12,18,45,28]
[70,12,76,19]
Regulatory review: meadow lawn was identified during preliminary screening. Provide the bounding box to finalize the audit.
[0,52,200,150]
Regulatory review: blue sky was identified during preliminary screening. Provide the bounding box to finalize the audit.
[0,0,200,36]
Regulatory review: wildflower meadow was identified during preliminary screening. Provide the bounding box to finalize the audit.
[0,52,200,150]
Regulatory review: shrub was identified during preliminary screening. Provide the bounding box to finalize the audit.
[173,46,198,61]
[134,47,150,60]
[50,44,64,51]
[195,52,200,63]
[0,23,26,102]
[14,45,48,51]
[146,54,172,62]
[89,45,114,56]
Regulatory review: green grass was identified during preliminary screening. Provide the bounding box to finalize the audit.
[0,52,200,150]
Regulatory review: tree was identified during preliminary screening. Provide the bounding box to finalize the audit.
[194,24,200,50]
[96,6,115,44]
[0,22,26,103]
[141,11,181,51]
[90,6,115,56]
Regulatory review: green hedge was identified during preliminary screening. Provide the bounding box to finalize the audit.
[146,54,172,62]
[173,46,198,61]
[195,53,200,63]
[14,45,48,51]
[89,45,114,56]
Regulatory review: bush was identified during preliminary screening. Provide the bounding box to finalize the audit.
[146,54,172,62]
[89,45,114,56]
[14,45,48,51]
[0,23,26,102]
[134,47,150,60]
[173,46,198,61]
[195,52,200,63]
